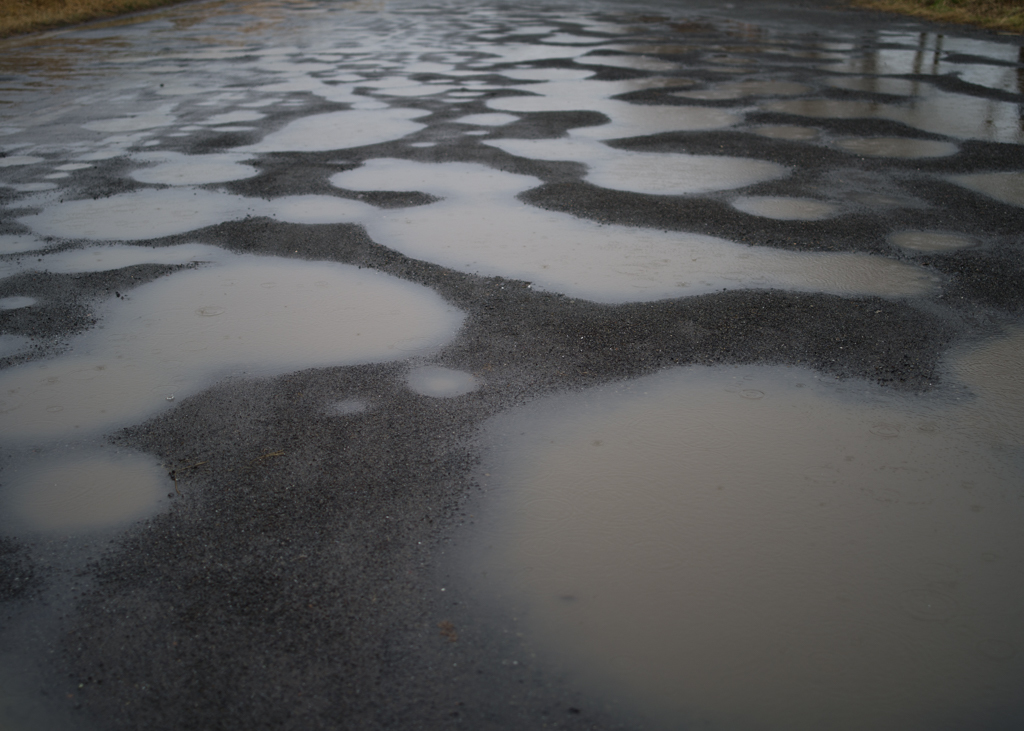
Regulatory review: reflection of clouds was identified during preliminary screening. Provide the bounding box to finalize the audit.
[0,252,464,441]
[948,171,1024,209]
[764,93,1024,144]
[468,357,1024,731]
[330,158,933,303]
[486,136,786,195]
[487,73,739,139]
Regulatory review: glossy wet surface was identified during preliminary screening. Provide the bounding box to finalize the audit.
[462,356,1024,731]
[1,0,1023,730]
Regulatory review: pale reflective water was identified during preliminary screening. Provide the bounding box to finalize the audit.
[1,1,1023,728]
[463,346,1024,731]
[0,253,464,441]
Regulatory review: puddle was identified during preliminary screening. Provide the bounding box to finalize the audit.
[889,231,976,253]
[406,366,479,397]
[17,188,375,241]
[198,110,266,126]
[950,326,1024,447]
[485,75,739,140]
[28,243,224,273]
[453,113,519,126]
[331,158,934,303]
[834,137,958,159]
[672,79,811,100]
[948,172,1024,209]
[235,108,429,153]
[0,253,464,441]
[0,296,37,310]
[765,95,1024,145]
[82,104,177,133]
[0,156,44,167]
[485,137,788,196]
[325,398,369,416]
[0,334,30,359]
[577,53,680,72]
[462,363,1024,731]
[1,445,168,533]
[825,76,924,97]
[751,125,819,141]
[130,151,259,185]
[731,195,838,220]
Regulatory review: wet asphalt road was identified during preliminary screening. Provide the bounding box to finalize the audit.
[1,0,1023,729]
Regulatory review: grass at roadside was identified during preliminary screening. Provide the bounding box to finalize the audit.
[0,0,191,38]
[1,0,1022,41]
[850,0,1024,34]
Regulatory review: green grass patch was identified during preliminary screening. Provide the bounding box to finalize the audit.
[851,0,1024,34]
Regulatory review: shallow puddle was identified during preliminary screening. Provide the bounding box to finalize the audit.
[673,79,811,100]
[18,188,375,240]
[0,253,464,441]
[406,366,479,398]
[461,360,1024,731]
[129,151,259,185]
[29,243,224,273]
[948,171,1024,209]
[0,296,36,310]
[485,137,787,196]
[731,195,838,220]
[236,108,429,152]
[485,74,739,140]
[331,158,934,303]
[765,94,1024,145]
[889,231,977,253]
[1,445,168,533]
[834,137,958,159]
[750,124,819,141]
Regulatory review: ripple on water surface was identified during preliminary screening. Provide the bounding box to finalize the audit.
[461,362,1024,731]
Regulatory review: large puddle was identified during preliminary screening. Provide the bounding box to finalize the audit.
[461,339,1024,730]
[330,158,935,302]
[0,252,464,441]
[1,445,169,534]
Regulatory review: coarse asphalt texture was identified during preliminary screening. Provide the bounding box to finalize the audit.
[1,0,1023,729]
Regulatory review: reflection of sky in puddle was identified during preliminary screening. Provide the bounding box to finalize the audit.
[486,73,739,140]
[331,158,934,302]
[889,231,977,253]
[731,195,838,220]
[486,137,787,196]
[18,188,375,240]
[1,445,168,533]
[406,365,479,397]
[765,94,1024,145]
[464,353,1024,730]
[673,79,811,100]
[0,296,37,310]
[129,151,259,185]
[0,252,464,441]
[751,124,819,141]
[235,108,429,152]
[834,136,958,159]
[948,171,1024,209]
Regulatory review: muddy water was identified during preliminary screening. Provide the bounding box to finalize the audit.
[462,350,1024,731]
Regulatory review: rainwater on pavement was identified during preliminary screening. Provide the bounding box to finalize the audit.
[1,0,1023,729]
